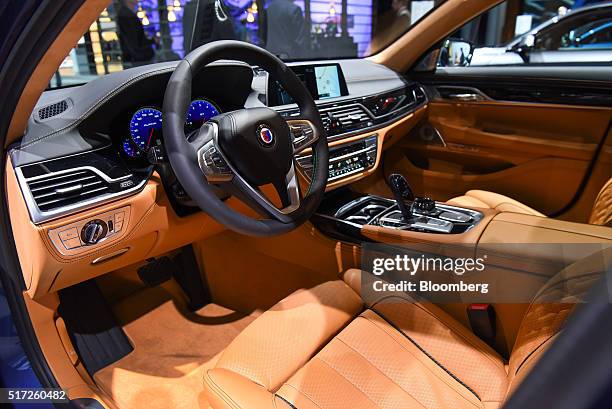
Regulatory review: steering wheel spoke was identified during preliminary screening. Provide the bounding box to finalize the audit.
[230,163,300,223]
[192,123,234,183]
[288,118,320,154]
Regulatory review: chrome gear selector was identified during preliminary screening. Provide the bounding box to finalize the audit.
[388,173,415,221]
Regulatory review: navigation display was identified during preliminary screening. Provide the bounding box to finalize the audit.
[268,63,348,106]
[314,65,342,99]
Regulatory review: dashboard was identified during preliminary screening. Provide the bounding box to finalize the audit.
[8,58,430,298]
[10,59,427,226]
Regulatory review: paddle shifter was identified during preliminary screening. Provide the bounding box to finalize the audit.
[388,173,415,221]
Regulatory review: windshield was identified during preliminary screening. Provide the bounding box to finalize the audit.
[49,0,446,88]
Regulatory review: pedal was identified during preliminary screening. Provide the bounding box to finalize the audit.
[137,257,175,287]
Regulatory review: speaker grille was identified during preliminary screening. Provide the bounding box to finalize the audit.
[37,100,69,120]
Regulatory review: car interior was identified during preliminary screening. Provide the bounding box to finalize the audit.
[1,0,611,408]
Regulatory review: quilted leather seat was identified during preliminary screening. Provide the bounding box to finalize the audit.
[203,248,609,409]
[447,178,612,226]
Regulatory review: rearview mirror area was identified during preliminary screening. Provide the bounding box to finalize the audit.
[438,38,475,67]
[507,33,535,62]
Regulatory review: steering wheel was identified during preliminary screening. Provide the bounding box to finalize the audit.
[162,41,329,237]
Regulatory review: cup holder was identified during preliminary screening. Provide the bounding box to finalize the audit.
[345,215,370,225]
[361,204,387,217]
[334,196,395,226]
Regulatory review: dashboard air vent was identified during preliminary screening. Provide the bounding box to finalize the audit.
[26,169,111,212]
[321,104,371,128]
[37,100,69,121]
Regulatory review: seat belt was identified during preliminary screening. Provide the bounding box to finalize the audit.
[467,303,496,347]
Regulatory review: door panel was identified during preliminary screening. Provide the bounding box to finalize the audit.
[385,69,612,217]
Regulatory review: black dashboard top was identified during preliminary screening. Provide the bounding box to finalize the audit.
[11,59,406,167]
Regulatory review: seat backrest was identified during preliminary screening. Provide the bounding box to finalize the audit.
[589,178,612,226]
[506,247,612,397]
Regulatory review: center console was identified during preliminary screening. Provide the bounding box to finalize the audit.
[296,135,378,182]
[330,195,482,235]
[312,175,484,244]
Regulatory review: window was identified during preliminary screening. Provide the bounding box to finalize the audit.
[49,0,448,88]
[537,16,612,50]
[437,0,612,68]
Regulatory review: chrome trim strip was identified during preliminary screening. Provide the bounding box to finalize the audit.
[313,212,366,229]
[328,166,365,181]
[434,86,492,102]
[91,248,130,265]
[333,195,395,218]
[15,166,148,225]
[23,165,132,183]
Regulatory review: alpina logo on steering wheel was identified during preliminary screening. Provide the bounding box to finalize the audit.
[257,124,275,147]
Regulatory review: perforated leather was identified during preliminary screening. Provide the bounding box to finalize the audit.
[277,311,483,409]
[204,248,610,409]
[589,178,612,226]
[214,280,363,391]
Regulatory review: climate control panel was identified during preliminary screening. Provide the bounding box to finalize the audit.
[48,206,130,256]
[296,135,378,183]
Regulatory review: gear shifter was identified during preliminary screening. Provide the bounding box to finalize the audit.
[388,173,415,221]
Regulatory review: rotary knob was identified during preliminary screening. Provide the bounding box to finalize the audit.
[413,197,436,213]
[81,220,108,245]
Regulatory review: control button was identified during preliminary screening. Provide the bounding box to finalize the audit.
[81,220,108,245]
[147,145,166,164]
[198,141,233,182]
[63,237,82,250]
[291,123,317,151]
[413,197,436,213]
[439,211,471,223]
[205,146,231,173]
[108,220,114,232]
[115,212,125,223]
[58,227,79,241]
[411,218,453,233]
[366,153,376,166]
[114,221,124,232]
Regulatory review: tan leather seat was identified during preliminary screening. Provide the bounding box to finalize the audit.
[203,249,608,409]
[447,178,612,226]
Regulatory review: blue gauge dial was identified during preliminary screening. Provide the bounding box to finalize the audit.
[129,107,163,152]
[185,99,220,132]
[122,137,141,158]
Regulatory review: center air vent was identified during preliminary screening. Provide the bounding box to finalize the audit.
[36,99,70,121]
[25,169,111,212]
[322,104,371,127]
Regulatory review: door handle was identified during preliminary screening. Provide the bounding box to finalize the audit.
[447,93,484,102]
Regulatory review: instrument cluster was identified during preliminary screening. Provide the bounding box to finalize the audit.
[121,98,221,159]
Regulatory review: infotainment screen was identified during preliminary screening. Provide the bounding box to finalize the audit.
[314,65,342,99]
[268,63,348,106]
